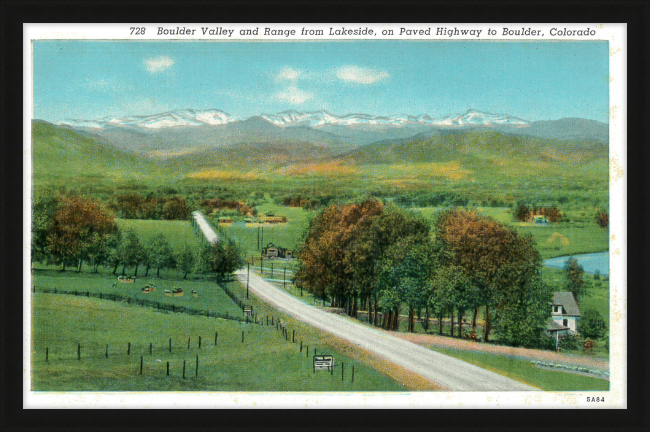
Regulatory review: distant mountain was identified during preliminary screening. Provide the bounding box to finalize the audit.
[507,118,609,143]
[337,128,608,166]
[60,109,239,129]
[45,109,609,167]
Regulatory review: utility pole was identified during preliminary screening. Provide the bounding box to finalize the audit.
[246,262,250,299]
[283,267,286,289]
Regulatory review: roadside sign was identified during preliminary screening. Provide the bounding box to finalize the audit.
[243,305,253,317]
[313,355,334,371]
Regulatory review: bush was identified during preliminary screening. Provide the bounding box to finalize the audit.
[538,334,558,351]
[558,334,580,351]
[579,309,607,339]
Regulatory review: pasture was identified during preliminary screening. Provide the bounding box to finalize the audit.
[433,348,609,391]
[31,293,406,392]
[116,219,201,252]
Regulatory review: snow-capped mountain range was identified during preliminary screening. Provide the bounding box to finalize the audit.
[58,109,529,130]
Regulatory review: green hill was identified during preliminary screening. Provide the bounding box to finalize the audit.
[31,120,167,187]
[337,129,608,166]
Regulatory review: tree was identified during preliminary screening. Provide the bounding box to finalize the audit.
[595,211,609,229]
[177,246,196,279]
[377,237,435,332]
[163,196,190,220]
[45,195,116,271]
[493,276,551,347]
[514,203,530,222]
[429,265,476,337]
[148,234,175,277]
[579,309,607,339]
[117,230,145,276]
[435,209,542,342]
[564,257,586,300]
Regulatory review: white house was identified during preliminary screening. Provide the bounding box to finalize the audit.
[546,292,581,341]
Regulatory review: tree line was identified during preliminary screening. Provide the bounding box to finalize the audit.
[294,200,552,348]
[32,195,243,279]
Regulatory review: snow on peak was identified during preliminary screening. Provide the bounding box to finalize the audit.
[56,108,530,130]
[435,110,529,126]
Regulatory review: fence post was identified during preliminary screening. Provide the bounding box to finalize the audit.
[351,365,354,383]
[341,363,344,381]
[182,360,186,379]
[128,342,131,355]
[166,361,170,376]
[46,347,48,362]
[215,332,218,346]
[77,343,81,360]
[196,354,199,378]
[314,348,317,357]
[105,344,109,358]
[169,338,172,353]
[149,343,152,355]
[306,346,309,357]
[271,317,274,325]
[140,356,143,375]
[188,337,191,350]
[300,341,303,352]
[198,336,201,349]
[292,330,295,343]
[266,316,269,325]
[241,331,244,343]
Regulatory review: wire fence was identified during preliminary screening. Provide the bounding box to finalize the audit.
[34,287,256,324]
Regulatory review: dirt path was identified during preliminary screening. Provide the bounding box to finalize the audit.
[393,332,609,372]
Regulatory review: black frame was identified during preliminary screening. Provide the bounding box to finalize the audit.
[2,1,649,431]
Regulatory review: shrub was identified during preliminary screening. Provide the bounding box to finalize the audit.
[558,334,580,351]
[579,309,607,339]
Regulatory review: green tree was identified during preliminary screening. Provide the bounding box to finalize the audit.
[148,234,175,277]
[493,276,551,348]
[564,257,586,300]
[579,309,607,339]
[177,246,196,279]
[117,230,145,276]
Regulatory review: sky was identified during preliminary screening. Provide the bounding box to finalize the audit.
[32,40,609,123]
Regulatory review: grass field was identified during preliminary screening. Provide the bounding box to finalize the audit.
[31,293,406,391]
[433,348,609,391]
[116,219,201,252]
[32,270,244,318]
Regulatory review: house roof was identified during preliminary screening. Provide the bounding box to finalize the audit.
[546,320,570,332]
[552,292,581,316]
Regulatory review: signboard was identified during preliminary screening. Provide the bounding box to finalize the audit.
[313,355,334,371]
[243,305,253,317]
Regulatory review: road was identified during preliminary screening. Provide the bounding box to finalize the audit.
[235,269,536,391]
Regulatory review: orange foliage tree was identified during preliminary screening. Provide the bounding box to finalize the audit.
[45,195,117,271]
[435,209,541,342]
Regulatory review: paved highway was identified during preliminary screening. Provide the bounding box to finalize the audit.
[235,269,536,391]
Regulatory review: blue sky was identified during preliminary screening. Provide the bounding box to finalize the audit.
[33,40,609,123]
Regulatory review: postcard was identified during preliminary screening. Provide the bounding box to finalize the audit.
[23,23,626,409]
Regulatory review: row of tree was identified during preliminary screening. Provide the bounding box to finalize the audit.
[514,203,563,223]
[32,195,243,280]
[108,194,191,220]
[295,200,550,347]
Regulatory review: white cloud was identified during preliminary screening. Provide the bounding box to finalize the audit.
[335,65,390,84]
[276,67,302,81]
[144,56,175,73]
[84,78,119,91]
[274,85,314,105]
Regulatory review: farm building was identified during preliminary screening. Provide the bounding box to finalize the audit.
[546,291,581,341]
[262,242,293,259]
[190,211,220,245]
[218,217,233,224]
[532,215,548,225]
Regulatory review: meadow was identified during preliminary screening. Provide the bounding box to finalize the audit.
[31,293,406,391]
[116,219,201,252]
[432,348,609,391]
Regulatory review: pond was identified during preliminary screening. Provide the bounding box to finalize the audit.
[543,252,609,276]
